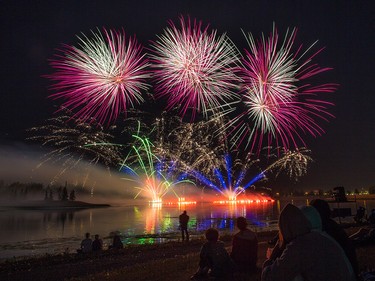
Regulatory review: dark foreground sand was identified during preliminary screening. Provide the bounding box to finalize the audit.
[0,227,374,281]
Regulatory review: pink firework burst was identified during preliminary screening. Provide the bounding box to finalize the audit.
[48,28,150,125]
[225,25,337,153]
[149,16,241,120]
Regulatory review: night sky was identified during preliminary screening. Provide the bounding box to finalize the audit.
[1,1,374,191]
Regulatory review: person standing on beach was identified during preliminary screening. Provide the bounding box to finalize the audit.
[179,210,190,241]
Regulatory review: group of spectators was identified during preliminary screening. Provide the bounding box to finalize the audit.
[77,199,375,280]
[190,216,258,280]
[191,199,364,281]
[77,232,124,254]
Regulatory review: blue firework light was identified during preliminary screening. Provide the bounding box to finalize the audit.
[191,154,265,201]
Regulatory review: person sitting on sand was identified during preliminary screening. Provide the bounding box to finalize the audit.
[92,234,103,251]
[230,216,258,273]
[78,232,92,253]
[350,208,375,247]
[109,234,124,250]
[262,203,356,281]
[190,228,235,280]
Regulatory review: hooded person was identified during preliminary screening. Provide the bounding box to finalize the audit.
[300,205,322,232]
[261,203,356,281]
[300,205,356,279]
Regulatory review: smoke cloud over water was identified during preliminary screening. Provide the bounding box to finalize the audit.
[0,143,136,202]
[0,143,251,204]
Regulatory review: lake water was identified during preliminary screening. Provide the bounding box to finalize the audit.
[0,198,373,260]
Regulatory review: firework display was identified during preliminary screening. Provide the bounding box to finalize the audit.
[48,28,150,125]
[192,147,312,201]
[27,108,123,181]
[152,112,228,176]
[149,16,241,120]
[37,18,337,202]
[120,131,193,203]
[192,154,263,201]
[263,147,313,179]
[222,25,336,153]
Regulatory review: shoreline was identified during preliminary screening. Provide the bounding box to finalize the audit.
[1,226,374,281]
[0,196,372,262]
[0,227,278,262]
[1,200,110,210]
[0,230,278,281]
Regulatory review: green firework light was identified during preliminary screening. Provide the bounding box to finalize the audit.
[120,132,194,203]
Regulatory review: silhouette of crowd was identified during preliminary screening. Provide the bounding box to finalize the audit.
[190,199,362,281]
[77,232,123,254]
[75,199,372,280]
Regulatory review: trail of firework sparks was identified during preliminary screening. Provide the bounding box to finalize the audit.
[27,108,122,182]
[192,154,263,200]
[263,147,313,180]
[221,25,336,153]
[152,112,228,176]
[48,28,150,125]
[119,128,193,203]
[193,147,312,200]
[149,16,241,120]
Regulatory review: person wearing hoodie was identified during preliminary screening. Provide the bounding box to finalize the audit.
[230,216,258,273]
[261,203,356,281]
[300,205,356,280]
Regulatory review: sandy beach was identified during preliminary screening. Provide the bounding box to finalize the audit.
[1,226,374,281]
